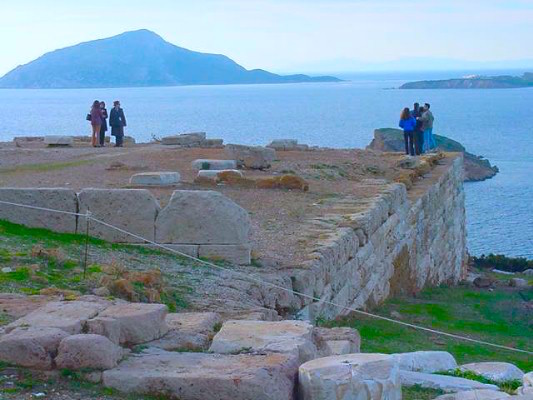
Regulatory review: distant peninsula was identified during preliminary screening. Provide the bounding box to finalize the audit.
[0,30,341,89]
[400,72,533,89]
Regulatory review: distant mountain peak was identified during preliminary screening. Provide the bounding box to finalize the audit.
[0,30,340,89]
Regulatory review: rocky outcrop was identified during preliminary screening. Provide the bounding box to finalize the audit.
[225,144,276,169]
[400,72,533,89]
[367,128,498,181]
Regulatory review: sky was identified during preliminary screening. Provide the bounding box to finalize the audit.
[1,0,533,76]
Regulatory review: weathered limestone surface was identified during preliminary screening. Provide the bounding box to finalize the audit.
[155,190,251,245]
[209,320,317,364]
[129,171,180,186]
[78,188,161,243]
[434,390,510,400]
[459,362,524,383]
[161,132,206,146]
[0,188,78,233]
[393,351,457,373]
[294,155,467,319]
[313,327,361,357]
[225,144,276,169]
[191,159,238,170]
[55,334,123,370]
[98,303,169,346]
[399,371,499,392]
[103,348,298,400]
[267,139,309,151]
[0,327,70,370]
[299,353,401,400]
[44,135,73,146]
[198,244,251,265]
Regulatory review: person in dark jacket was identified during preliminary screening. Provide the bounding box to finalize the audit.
[399,107,416,156]
[413,104,425,155]
[89,100,102,147]
[99,101,108,147]
[109,100,127,147]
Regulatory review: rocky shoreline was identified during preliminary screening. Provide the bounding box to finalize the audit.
[367,128,499,182]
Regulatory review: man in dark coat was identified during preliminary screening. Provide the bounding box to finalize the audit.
[109,100,127,147]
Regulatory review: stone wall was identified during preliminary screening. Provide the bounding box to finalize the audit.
[292,154,467,320]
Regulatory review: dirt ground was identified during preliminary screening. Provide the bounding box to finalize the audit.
[0,141,431,265]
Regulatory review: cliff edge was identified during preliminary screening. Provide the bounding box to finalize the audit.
[367,128,498,182]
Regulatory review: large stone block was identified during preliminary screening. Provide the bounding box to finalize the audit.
[198,244,251,265]
[209,320,317,364]
[267,139,298,150]
[98,303,168,345]
[459,362,524,383]
[392,351,457,373]
[434,390,510,400]
[44,135,73,146]
[55,334,123,370]
[78,189,160,243]
[313,327,361,356]
[103,348,297,400]
[191,159,238,170]
[155,190,251,245]
[5,301,107,334]
[225,144,276,169]
[0,188,78,233]
[161,132,206,146]
[299,353,401,400]
[399,371,499,392]
[129,172,180,186]
[0,327,70,369]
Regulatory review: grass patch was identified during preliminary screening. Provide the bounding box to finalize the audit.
[437,368,521,393]
[325,284,532,371]
[0,159,95,174]
[403,385,444,400]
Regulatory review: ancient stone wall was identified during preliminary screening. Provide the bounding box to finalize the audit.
[292,155,467,320]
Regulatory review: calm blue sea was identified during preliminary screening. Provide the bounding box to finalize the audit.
[0,70,531,258]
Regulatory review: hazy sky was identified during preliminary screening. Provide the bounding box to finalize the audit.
[1,0,532,75]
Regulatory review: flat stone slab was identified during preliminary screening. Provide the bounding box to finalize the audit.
[5,301,107,334]
[98,303,168,346]
[0,188,78,233]
[198,244,251,265]
[191,159,238,170]
[55,334,123,370]
[146,312,221,351]
[299,353,401,400]
[459,362,524,383]
[103,348,298,400]
[44,135,73,146]
[392,351,457,373]
[129,172,180,186]
[0,327,70,369]
[313,327,361,356]
[155,190,251,245]
[209,320,316,363]
[399,371,499,393]
[78,188,161,243]
[161,132,206,146]
[434,390,510,400]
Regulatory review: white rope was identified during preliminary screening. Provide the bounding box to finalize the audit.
[0,199,86,217]
[0,199,531,355]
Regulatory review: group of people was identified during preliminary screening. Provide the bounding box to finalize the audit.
[399,102,436,156]
[87,100,127,147]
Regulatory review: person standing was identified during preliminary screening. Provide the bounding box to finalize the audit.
[413,105,425,155]
[99,101,108,147]
[420,103,436,152]
[89,100,102,147]
[109,100,127,147]
[399,107,416,156]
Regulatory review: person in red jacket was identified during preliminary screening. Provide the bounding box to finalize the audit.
[89,100,102,147]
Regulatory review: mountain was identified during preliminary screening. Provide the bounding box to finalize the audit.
[0,30,340,89]
[400,72,533,89]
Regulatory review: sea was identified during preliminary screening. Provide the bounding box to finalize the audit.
[0,70,531,259]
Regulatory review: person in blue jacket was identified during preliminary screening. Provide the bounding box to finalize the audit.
[399,107,416,156]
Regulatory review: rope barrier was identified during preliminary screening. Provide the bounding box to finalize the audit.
[1,199,531,356]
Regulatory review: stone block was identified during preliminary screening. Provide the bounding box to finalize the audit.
[44,135,73,146]
[103,348,297,400]
[86,317,121,345]
[299,353,401,400]
[200,139,224,148]
[0,327,70,369]
[267,139,298,150]
[191,159,237,170]
[55,334,123,370]
[98,303,169,345]
[459,362,524,383]
[0,188,78,233]
[209,320,317,363]
[129,172,180,186]
[161,132,206,146]
[198,244,251,265]
[78,189,160,243]
[392,351,457,373]
[313,327,360,356]
[196,169,243,182]
[399,371,499,392]
[225,144,276,169]
[5,301,107,334]
[434,390,510,400]
[155,190,251,245]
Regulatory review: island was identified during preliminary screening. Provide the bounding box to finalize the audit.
[367,128,499,181]
[0,29,341,89]
[400,72,533,89]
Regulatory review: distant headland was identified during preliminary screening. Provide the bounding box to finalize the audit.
[400,72,533,89]
[0,29,341,89]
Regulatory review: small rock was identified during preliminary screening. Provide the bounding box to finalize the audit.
[492,269,514,275]
[473,277,494,288]
[509,278,529,288]
[129,171,180,186]
[92,286,111,297]
[460,362,524,383]
[523,269,533,276]
[391,311,402,319]
[399,370,498,392]
[392,351,457,373]
[1,267,12,273]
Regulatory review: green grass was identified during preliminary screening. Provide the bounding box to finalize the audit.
[403,385,444,400]
[437,368,521,394]
[324,284,532,371]
[0,159,95,174]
